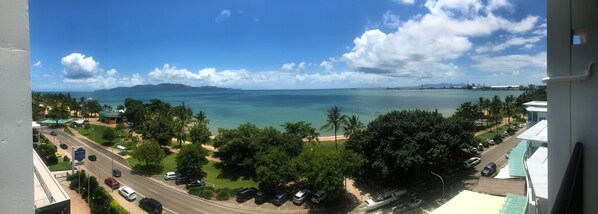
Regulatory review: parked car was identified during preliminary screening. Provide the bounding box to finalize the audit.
[506,151,512,159]
[501,131,509,137]
[113,169,122,177]
[50,131,57,136]
[273,192,290,206]
[254,189,274,205]
[175,176,191,185]
[511,125,519,130]
[408,198,423,208]
[481,162,497,176]
[463,157,481,168]
[365,189,407,211]
[482,141,490,148]
[487,139,495,145]
[186,180,205,189]
[59,143,68,149]
[470,147,478,154]
[118,186,137,201]
[104,177,121,189]
[477,143,484,151]
[88,155,97,161]
[164,172,179,180]
[311,190,327,204]
[293,189,312,205]
[518,123,525,128]
[236,187,258,203]
[139,197,163,214]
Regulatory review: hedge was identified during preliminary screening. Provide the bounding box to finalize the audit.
[216,191,230,201]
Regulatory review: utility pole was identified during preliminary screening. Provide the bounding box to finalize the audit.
[429,170,445,202]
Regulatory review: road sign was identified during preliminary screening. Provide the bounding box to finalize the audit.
[74,148,86,162]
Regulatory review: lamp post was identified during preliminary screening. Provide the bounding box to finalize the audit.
[429,170,445,201]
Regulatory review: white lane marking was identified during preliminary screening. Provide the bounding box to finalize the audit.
[147,188,159,194]
[164,207,179,214]
[193,207,208,214]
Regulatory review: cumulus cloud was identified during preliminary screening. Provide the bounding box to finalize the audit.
[281,63,295,71]
[342,0,540,79]
[320,61,333,72]
[475,36,543,53]
[391,0,415,5]
[216,10,231,23]
[472,52,546,73]
[382,11,401,28]
[33,61,42,67]
[61,53,101,79]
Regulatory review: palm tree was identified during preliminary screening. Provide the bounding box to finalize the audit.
[321,106,347,150]
[194,111,209,125]
[490,95,503,134]
[343,115,365,139]
[504,95,515,124]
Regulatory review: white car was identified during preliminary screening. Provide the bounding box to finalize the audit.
[118,186,137,201]
[164,172,179,180]
[365,189,407,211]
[463,157,481,168]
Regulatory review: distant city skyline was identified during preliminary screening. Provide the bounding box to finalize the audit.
[30,0,546,91]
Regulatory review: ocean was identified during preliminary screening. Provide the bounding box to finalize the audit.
[67,89,523,136]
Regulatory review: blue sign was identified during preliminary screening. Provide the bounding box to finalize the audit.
[74,148,86,162]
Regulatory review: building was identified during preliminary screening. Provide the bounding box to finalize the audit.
[98,111,123,124]
[33,150,70,213]
[523,101,547,127]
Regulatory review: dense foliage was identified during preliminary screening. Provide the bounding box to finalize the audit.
[176,144,209,178]
[346,110,475,184]
[132,140,165,165]
[101,128,117,146]
[189,123,211,145]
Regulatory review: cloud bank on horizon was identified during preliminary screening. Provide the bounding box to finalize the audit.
[29,0,546,91]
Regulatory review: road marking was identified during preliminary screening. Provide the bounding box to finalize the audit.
[147,188,159,194]
[163,207,179,214]
[193,207,208,214]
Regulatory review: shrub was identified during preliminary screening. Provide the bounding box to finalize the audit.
[116,123,126,131]
[493,134,503,144]
[63,155,70,163]
[47,155,58,165]
[199,189,214,200]
[110,199,131,214]
[216,191,230,201]
[188,187,202,196]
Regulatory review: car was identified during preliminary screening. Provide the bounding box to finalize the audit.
[164,172,179,180]
[365,189,407,211]
[236,187,258,203]
[408,198,423,208]
[118,186,137,201]
[487,139,495,145]
[470,147,477,154]
[511,125,519,130]
[185,180,205,189]
[481,162,497,176]
[463,157,481,168]
[254,189,274,205]
[311,190,327,204]
[113,169,122,177]
[272,192,290,206]
[477,143,484,151]
[482,141,490,148]
[506,151,511,159]
[104,177,121,189]
[518,123,525,128]
[59,143,68,149]
[293,189,312,205]
[88,155,97,161]
[139,197,163,214]
[175,176,192,185]
[50,131,57,136]
[501,131,509,137]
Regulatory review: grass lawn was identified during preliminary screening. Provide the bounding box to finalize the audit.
[476,123,516,141]
[77,124,129,146]
[203,161,258,189]
[303,139,347,154]
[127,152,177,175]
[48,162,72,171]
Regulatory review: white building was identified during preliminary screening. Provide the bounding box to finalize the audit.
[523,101,547,127]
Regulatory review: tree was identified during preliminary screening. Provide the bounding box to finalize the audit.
[176,144,209,178]
[189,123,211,144]
[342,115,365,139]
[256,148,296,188]
[346,110,474,184]
[84,100,103,117]
[194,111,210,125]
[504,95,515,124]
[132,141,165,165]
[453,101,479,122]
[141,111,175,147]
[123,98,145,131]
[172,103,193,147]
[102,128,117,146]
[34,143,58,165]
[490,95,503,134]
[321,106,347,150]
[116,104,125,111]
[282,121,319,146]
[47,104,70,128]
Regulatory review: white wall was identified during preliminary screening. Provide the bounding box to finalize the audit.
[0,0,33,212]
[548,0,598,213]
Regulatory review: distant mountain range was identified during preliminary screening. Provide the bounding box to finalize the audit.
[94,83,235,92]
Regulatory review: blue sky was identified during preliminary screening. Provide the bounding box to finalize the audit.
[29,0,547,91]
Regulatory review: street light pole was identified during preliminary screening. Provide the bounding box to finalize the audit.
[429,170,445,201]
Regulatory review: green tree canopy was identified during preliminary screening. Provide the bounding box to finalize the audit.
[343,115,365,138]
[47,104,70,126]
[132,140,165,165]
[189,123,211,145]
[176,144,209,179]
[194,111,210,125]
[102,128,117,146]
[123,98,145,131]
[256,148,296,189]
[172,103,193,146]
[321,106,348,150]
[140,100,174,147]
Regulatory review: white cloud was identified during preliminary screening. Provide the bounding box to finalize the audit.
[391,0,415,5]
[33,61,42,67]
[61,53,100,79]
[216,10,231,23]
[281,63,295,71]
[472,52,547,73]
[382,11,401,28]
[475,36,543,53]
[342,0,540,79]
[106,69,118,77]
[320,61,333,72]
[297,62,307,71]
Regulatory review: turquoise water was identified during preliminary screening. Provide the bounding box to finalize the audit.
[67,89,523,136]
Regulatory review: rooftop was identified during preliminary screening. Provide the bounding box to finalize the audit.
[523,101,548,107]
[517,120,548,143]
[508,140,529,177]
[33,149,69,209]
[527,147,548,199]
[431,190,506,214]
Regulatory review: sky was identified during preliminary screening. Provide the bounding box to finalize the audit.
[29,0,547,91]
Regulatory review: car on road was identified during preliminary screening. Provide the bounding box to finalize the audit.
[481,162,497,176]
[254,189,274,205]
[477,143,484,151]
[104,177,121,189]
[506,151,511,159]
[273,192,290,206]
[164,172,179,180]
[185,180,205,189]
[293,189,312,205]
[88,155,97,161]
[236,187,258,203]
[113,169,122,177]
[463,157,481,168]
[487,139,495,145]
[311,190,327,204]
[50,131,57,136]
[175,176,191,185]
[118,186,137,201]
[59,143,68,149]
[365,189,407,211]
[139,197,163,214]
[408,198,423,208]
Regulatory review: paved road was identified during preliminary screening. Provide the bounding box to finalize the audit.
[474,126,528,173]
[43,128,306,214]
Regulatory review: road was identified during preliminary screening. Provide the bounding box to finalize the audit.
[474,126,527,172]
[43,127,305,214]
